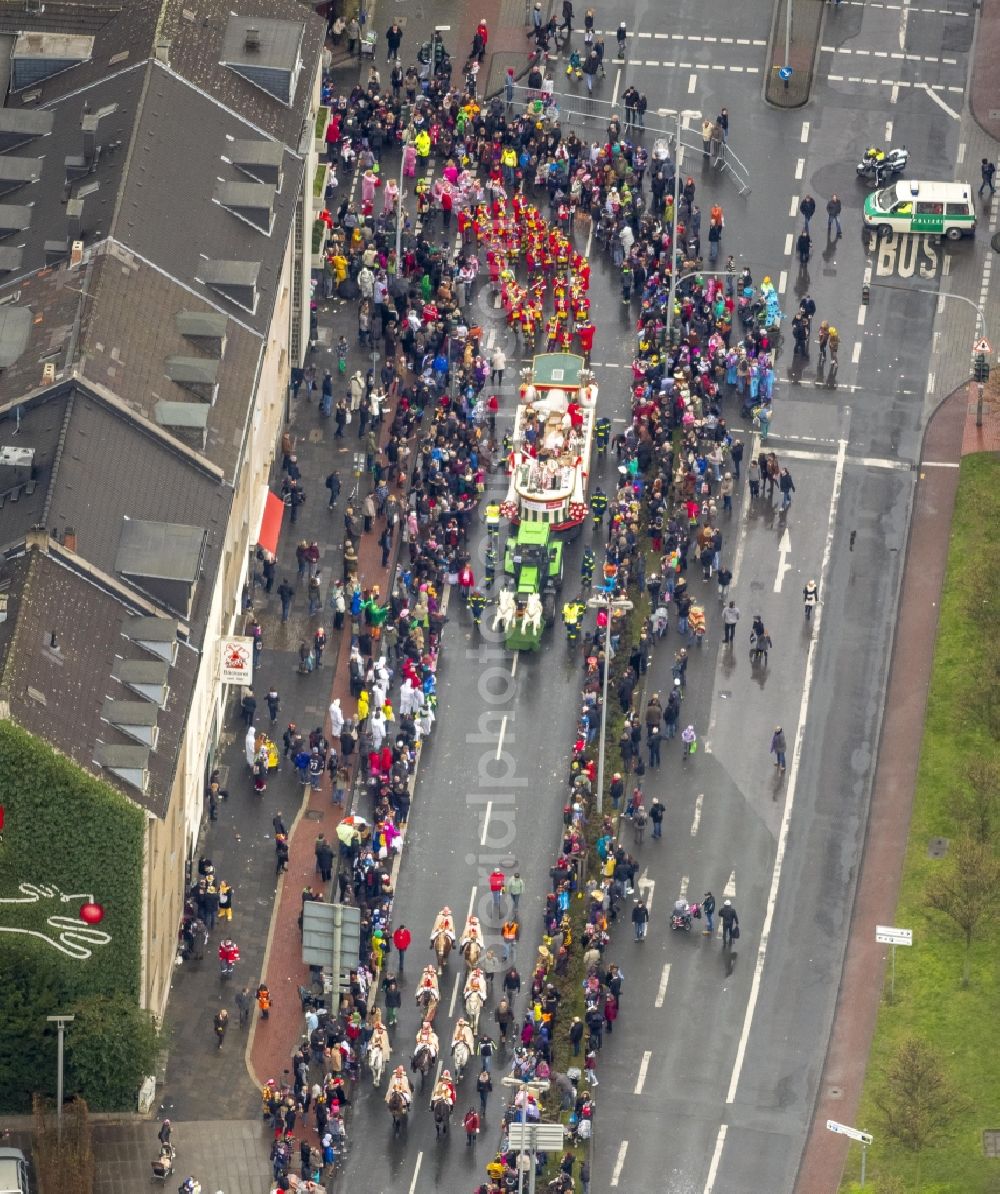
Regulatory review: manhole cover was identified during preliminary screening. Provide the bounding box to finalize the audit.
[305,809,324,821]
[983,1130,1000,1158]
[928,836,950,858]
[827,1086,843,1099]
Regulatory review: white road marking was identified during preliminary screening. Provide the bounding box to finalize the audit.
[884,119,893,142]
[655,963,671,1008]
[495,715,507,761]
[778,270,787,294]
[408,1152,424,1194]
[927,372,935,395]
[510,653,518,677]
[634,1051,652,1094]
[638,868,656,913]
[691,793,704,836]
[957,141,966,164]
[899,0,910,50]
[480,800,493,845]
[891,83,900,104]
[857,304,867,326]
[610,1140,629,1186]
[784,232,793,256]
[777,447,910,471]
[467,886,477,921]
[788,197,798,218]
[486,327,496,351]
[919,82,960,118]
[724,439,848,1106]
[678,875,689,900]
[723,870,737,899]
[922,460,960,468]
[852,340,862,364]
[773,526,792,593]
[800,120,810,142]
[612,67,622,105]
[795,157,805,180]
[449,970,461,1016]
[704,1125,729,1194]
[688,72,697,93]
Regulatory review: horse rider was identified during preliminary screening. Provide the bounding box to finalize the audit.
[416,965,440,1004]
[415,1020,439,1060]
[464,967,488,1002]
[460,914,485,951]
[452,1017,475,1057]
[385,1065,412,1108]
[370,1016,391,1059]
[430,906,456,944]
[433,1069,457,1105]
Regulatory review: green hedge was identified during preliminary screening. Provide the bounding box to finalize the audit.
[0,721,146,1112]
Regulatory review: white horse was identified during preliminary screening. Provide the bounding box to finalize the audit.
[465,990,483,1034]
[524,592,543,635]
[493,588,516,632]
[452,1039,471,1080]
[368,1036,388,1086]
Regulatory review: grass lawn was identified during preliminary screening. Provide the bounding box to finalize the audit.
[841,452,1000,1193]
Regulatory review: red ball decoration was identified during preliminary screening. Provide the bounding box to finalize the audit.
[79,902,105,925]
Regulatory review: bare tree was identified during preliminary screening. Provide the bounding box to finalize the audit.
[873,1037,967,1152]
[926,836,1000,987]
[956,757,1000,845]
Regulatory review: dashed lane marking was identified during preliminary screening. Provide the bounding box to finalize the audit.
[603,30,768,44]
[825,75,964,93]
[655,963,671,1008]
[821,44,957,62]
[626,58,761,73]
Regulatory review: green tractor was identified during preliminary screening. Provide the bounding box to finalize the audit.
[497,522,564,651]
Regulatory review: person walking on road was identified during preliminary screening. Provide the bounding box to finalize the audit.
[701,891,716,936]
[799,194,816,234]
[980,157,996,198]
[631,898,649,941]
[826,193,842,239]
[722,600,740,644]
[476,1068,493,1117]
[649,796,665,839]
[235,986,252,1030]
[213,1008,229,1049]
[796,228,812,267]
[778,467,795,511]
[392,924,411,973]
[803,579,818,621]
[277,578,294,622]
[489,867,506,914]
[559,0,574,40]
[506,871,524,912]
[771,726,787,773]
[720,899,740,947]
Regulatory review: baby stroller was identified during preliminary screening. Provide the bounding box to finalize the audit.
[150,1143,175,1181]
[670,900,693,932]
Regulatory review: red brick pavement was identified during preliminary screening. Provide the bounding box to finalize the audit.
[962,379,1000,455]
[794,388,967,1192]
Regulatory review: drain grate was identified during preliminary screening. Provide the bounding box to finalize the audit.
[928,836,950,858]
[983,1129,1000,1158]
[305,809,324,821]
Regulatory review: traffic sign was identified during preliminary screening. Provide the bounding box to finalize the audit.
[875,925,913,946]
[827,1119,874,1146]
[973,336,992,355]
[778,65,793,81]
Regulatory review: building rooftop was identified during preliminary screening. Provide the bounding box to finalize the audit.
[0,546,198,816]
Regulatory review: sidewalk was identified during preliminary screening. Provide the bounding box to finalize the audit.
[794,384,968,1192]
[971,0,1000,143]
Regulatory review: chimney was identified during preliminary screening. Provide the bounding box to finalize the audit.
[25,526,49,553]
[81,113,98,166]
[42,362,55,384]
[70,240,84,268]
[63,525,77,552]
[66,197,83,242]
[155,37,171,64]
[245,26,261,51]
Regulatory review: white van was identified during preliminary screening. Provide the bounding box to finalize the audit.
[0,1148,29,1194]
[863,180,976,240]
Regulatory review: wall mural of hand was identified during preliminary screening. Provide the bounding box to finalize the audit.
[0,882,112,960]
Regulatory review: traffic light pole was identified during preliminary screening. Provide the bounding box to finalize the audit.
[861,281,989,425]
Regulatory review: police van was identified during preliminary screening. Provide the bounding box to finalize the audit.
[863,180,976,240]
[0,1147,29,1194]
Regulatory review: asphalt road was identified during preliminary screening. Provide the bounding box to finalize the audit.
[332,0,990,1186]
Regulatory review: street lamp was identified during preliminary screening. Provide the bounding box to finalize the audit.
[664,108,702,346]
[587,589,633,815]
[46,1013,74,1140]
[501,1076,555,1194]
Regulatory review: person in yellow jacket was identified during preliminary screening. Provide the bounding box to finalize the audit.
[414,128,431,172]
